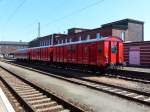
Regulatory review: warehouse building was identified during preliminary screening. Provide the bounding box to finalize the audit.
[0,41,28,58]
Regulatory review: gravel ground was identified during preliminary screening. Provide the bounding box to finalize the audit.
[84,76,150,93]
[0,61,150,112]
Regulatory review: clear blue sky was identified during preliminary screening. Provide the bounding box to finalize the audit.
[0,0,150,42]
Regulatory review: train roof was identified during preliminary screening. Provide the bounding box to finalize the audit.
[54,36,122,47]
[16,36,122,51]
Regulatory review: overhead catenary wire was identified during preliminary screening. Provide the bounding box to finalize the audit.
[1,0,27,41]
[5,0,27,26]
[44,0,105,27]
[20,0,105,40]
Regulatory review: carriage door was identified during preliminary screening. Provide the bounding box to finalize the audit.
[110,41,118,64]
[89,43,97,64]
[129,47,140,65]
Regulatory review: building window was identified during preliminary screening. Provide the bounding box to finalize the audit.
[87,35,90,40]
[79,36,81,41]
[96,33,101,39]
[45,41,47,46]
[121,32,125,41]
[58,40,60,44]
[70,38,72,43]
[65,38,67,43]
[49,39,51,45]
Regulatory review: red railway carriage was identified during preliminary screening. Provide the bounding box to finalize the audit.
[15,48,29,60]
[29,46,53,62]
[15,36,124,70]
[53,36,124,68]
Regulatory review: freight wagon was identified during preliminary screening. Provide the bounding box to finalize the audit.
[15,36,124,71]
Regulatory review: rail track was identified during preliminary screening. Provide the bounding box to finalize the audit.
[3,59,150,84]
[0,65,85,112]
[1,60,150,107]
[71,67,150,84]
[104,71,150,84]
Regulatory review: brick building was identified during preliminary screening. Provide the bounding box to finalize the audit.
[102,19,144,42]
[29,18,144,47]
[29,34,66,47]
[56,19,144,44]
[0,41,28,57]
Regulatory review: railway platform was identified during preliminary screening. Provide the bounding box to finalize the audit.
[0,88,15,112]
[123,66,150,74]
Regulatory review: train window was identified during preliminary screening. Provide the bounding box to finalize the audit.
[84,47,88,53]
[71,47,75,52]
[98,47,102,53]
[68,46,75,53]
[96,33,101,39]
[112,46,118,54]
[121,32,125,41]
[79,36,81,41]
[87,35,90,40]
[65,38,67,43]
[69,38,72,43]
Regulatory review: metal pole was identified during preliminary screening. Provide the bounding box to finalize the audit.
[38,22,40,38]
[51,34,54,45]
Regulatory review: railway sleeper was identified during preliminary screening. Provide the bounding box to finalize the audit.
[25,96,48,102]
[60,110,70,112]
[11,83,29,86]
[28,98,51,105]
[11,83,31,87]
[16,88,36,93]
[108,89,119,92]
[115,91,127,94]
[8,81,25,84]
[10,84,31,89]
[14,86,33,90]
[134,95,145,99]
[22,93,43,98]
[144,98,150,102]
[36,105,64,112]
[33,101,57,109]
[125,93,137,97]
[18,90,40,95]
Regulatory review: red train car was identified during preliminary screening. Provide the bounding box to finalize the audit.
[15,36,124,71]
[29,46,53,62]
[53,36,124,69]
[15,48,28,60]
